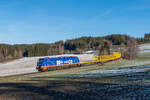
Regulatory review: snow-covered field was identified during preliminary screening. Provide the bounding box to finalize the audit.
[0,57,39,77]
[66,65,150,78]
[138,43,150,53]
[0,43,150,77]
[0,54,95,77]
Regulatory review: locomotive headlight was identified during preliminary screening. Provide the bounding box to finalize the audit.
[36,66,39,69]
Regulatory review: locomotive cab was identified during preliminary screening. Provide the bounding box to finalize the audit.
[36,58,44,71]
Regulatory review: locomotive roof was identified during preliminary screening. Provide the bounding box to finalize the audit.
[40,56,78,59]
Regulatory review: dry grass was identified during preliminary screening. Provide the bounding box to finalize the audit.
[1,69,150,100]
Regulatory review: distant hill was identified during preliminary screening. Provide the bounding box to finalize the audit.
[0,34,138,62]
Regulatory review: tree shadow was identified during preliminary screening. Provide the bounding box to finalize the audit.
[0,79,119,100]
[0,78,150,100]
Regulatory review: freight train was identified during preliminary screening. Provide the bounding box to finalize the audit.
[36,52,121,71]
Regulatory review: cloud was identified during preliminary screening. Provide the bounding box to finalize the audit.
[88,8,113,24]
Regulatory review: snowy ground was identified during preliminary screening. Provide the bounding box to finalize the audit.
[138,43,150,53]
[0,54,95,77]
[65,65,150,78]
[0,57,39,77]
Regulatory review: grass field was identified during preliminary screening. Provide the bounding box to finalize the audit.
[1,51,150,99]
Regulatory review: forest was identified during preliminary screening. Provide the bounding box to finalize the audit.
[0,33,143,62]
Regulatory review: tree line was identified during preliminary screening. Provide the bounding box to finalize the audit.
[136,33,150,44]
[0,34,138,62]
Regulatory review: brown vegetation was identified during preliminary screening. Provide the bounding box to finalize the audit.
[122,37,138,59]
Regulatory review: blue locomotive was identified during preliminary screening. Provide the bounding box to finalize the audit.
[36,56,80,71]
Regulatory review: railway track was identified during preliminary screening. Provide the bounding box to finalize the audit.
[0,58,121,78]
[0,52,121,78]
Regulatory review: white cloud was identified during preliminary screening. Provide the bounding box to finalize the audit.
[88,8,113,24]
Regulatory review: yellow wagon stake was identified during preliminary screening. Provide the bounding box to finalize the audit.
[80,52,121,65]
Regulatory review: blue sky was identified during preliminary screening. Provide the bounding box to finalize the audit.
[0,0,150,44]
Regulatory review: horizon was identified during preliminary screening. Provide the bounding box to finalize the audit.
[0,33,147,45]
[0,0,150,44]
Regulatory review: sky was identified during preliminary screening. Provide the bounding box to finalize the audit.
[0,0,150,44]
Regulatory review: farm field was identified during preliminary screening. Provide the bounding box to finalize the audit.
[1,60,150,99]
[0,44,150,99]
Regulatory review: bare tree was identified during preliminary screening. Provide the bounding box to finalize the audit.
[99,41,111,56]
[124,37,138,59]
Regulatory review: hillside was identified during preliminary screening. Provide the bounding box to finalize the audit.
[0,34,137,62]
[0,43,149,77]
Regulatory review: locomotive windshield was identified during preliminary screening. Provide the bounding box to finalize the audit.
[37,58,44,65]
